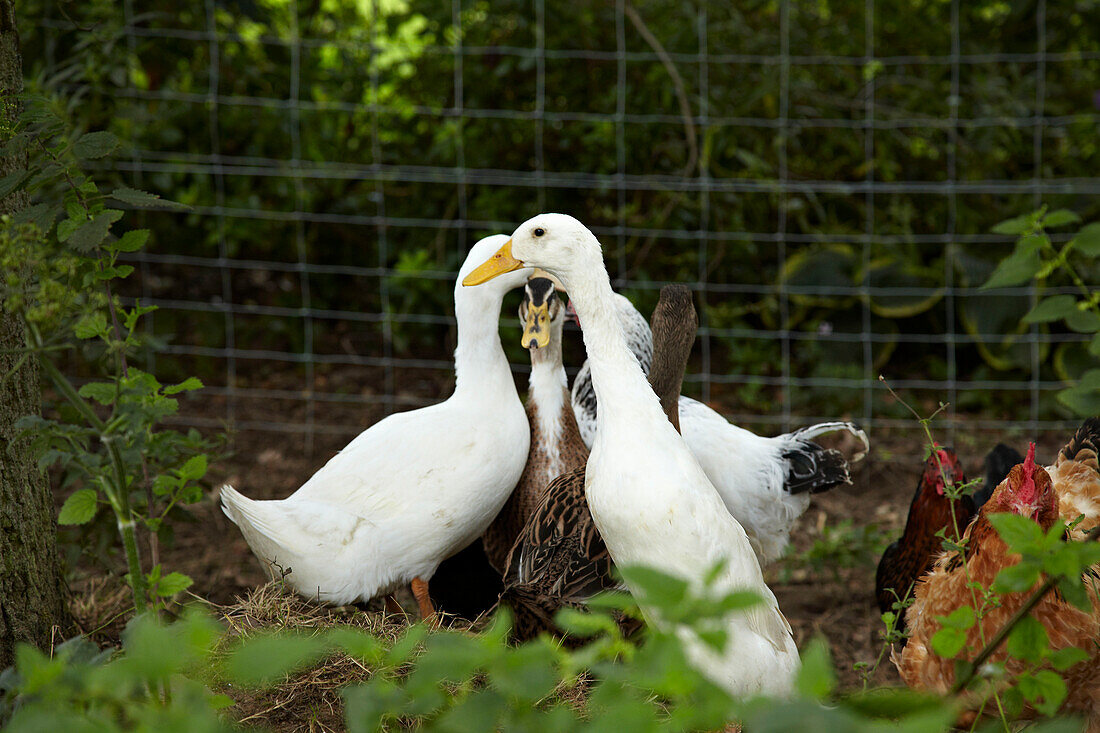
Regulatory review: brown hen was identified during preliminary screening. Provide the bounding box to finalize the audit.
[897,423,1100,729]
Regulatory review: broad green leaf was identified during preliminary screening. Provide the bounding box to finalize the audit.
[988,512,1044,549]
[0,170,29,199]
[1041,209,1081,228]
[1019,669,1068,716]
[1023,295,1078,324]
[178,454,208,481]
[1047,646,1088,671]
[1088,333,1100,358]
[164,376,203,394]
[154,572,193,597]
[77,381,116,405]
[1006,615,1048,664]
[224,633,329,686]
[938,605,975,630]
[618,565,689,612]
[58,488,98,525]
[1064,307,1100,333]
[488,642,559,702]
[993,562,1041,594]
[991,212,1035,235]
[980,240,1042,290]
[1073,222,1100,257]
[73,312,108,339]
[110,186,190,211]
[68,209,123,253]
[1057,385,1100,417]
[930,626,967,659]
[794,637,836,699]
[73,130,120,159]
[113,228,150,252]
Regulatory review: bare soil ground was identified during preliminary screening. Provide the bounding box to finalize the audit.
[64,378,1071,731]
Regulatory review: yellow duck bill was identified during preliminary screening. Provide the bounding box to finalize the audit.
[462,239,523,286]
[522,299,551,349]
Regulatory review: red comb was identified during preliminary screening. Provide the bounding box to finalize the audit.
[1023,442,1036,476]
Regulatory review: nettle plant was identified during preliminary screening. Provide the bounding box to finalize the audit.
[981,207,1100,416]
[0,95,218,613]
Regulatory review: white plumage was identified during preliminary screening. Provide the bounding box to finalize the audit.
[220,235,531,606]
[464,213,800,697]
[571,297,868,565]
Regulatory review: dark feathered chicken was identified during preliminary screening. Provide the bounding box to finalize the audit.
[875,443,1023,627]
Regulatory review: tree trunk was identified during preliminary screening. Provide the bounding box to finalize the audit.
[0,0,70,669]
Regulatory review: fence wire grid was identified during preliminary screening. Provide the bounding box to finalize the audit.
[38,0,1100,456]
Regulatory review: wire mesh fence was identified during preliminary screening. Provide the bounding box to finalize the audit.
[35,0,1100,455]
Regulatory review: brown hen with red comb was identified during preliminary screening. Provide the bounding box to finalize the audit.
[897,426,1100,729]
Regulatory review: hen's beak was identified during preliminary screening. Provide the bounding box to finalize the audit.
[462,239,523,286]
[522,300,551,349]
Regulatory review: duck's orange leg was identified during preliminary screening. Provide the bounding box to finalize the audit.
[410,576,437,625]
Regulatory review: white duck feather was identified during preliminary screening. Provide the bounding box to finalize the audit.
[220,235,531,606]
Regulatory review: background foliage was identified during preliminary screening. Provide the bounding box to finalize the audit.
[20,0,1100,437]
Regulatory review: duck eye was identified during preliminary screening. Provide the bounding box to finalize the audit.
[533,227,545,237]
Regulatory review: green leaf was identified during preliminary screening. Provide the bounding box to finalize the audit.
[1064,307,1100,333]
[1072,222,1100,257]
[618,565,689,612]
[224,633,329,686]
[930,627,967,659]
[113,228,150,252]
[991,212,1035,235]
[1018,669,1067,717]
[1041,209,1081,228]
[154,572,193,597]
[794,637,836,699]
[77,381,116,405]
[992,562,1041,594]
[178,454,208,481]
[988,512,1044,549]
[0,170,29,199]
[58,488,98,525]
[1023,295,1078,324]
[1046,646,1088,671]
[981,239,1042,290]
[938,605,976,630]
[164,376,203,395]
[1057,385,1100,418]
[1006,615,1048,664]
[73,312,108,340]
[73,130,120,159]
[1088,333,1100,358]
[110,186,190,211]
[68,209,123,253]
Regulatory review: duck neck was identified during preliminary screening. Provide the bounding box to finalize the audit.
[560,267,663,435]
[453,284,514,398]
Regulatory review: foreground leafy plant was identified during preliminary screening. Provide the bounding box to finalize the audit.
[982,207,1100,416]
[0,94,217,612]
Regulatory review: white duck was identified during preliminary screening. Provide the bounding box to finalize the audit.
[570,296,868,565]
[220,235,531,616]
[463,214,799,697]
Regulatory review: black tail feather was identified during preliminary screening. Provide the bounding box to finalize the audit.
[971,443,1024,510]
[1061,416,1100,473]
[782,442,852,495]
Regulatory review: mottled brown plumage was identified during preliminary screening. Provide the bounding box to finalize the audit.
[875,446,971,625]
[482,277,589,573]
[897,425,1100,729]
[499,284,698,642]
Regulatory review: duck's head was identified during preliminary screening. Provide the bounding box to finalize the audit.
[462,213,598,291]
[519,270,564,350]
[457,234,532,296]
